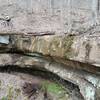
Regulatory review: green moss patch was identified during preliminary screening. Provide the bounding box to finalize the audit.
[42,81,66,95]
[41,81,70,100]
[1,97,8,100]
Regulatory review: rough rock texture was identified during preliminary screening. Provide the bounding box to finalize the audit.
[0,53,99,100]
[0,34,100,100]
[1,34,100,68]
[0,0,99,34]
[0,0,100,100]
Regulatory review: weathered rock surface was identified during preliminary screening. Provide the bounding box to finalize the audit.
[0,53,99,100]
[0,0,99,34]
[0,34,99,100]
[0,0,100,100]
[0,33,100,100]
[0,34,100,68]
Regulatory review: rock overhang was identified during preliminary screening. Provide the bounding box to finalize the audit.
[0,0,100,100]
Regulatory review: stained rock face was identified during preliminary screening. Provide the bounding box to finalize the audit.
[0,34,99,100]
[1,34,100,68]
[0,0,100,100]
[0,52,99,100]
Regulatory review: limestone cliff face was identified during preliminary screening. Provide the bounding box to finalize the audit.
[1,34,100,68]
[0,0,100,66]
[0,0,100,100]
[0,0,99,34]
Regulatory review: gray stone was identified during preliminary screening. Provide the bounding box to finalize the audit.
[0,0,99,34]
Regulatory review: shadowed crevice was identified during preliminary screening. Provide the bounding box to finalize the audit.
[0,65,84,99]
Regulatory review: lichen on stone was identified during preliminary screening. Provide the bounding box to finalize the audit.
[85,43,92,61]
[63,35,74,59]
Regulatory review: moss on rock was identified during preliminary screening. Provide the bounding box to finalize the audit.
[41,80,69,100]
[63,35,74,59]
